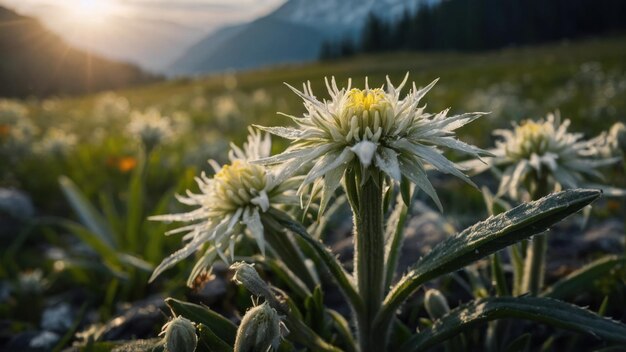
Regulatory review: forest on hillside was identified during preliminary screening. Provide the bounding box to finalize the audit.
[321,0,626,58]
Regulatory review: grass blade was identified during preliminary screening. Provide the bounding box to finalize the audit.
[542,255,626,300]
[125,151,146,253]
[384,193,410,288]
[59,176,116,247]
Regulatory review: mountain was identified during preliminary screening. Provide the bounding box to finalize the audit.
[269,0,434,37]
[32,7,206,72]
[168,0,433,76]
[0,6,158,98]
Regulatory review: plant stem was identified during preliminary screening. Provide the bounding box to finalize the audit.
[351,171,385,351]
[265,226,317,290]
[522,176,550,295]
[522,233,547,295]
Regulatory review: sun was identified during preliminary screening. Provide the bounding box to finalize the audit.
[67,0,115,24]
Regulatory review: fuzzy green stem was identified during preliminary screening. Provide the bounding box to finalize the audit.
[522,176,550,295]
[522,233,547,295]
[351,172,385,352]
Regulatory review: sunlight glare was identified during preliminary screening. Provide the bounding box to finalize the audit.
[68,0,114,24]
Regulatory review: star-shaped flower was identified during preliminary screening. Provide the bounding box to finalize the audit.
[149,129,300,283]
[255,75,490,212]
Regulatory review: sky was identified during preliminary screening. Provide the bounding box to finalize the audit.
[0,0,285,71]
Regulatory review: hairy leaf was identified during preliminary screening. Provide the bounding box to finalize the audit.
[377,189,601,332]
[542,255,626,300]
[165,298,237,345]
[399,297,626,352]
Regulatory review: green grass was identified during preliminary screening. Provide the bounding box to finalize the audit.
[47,34,626,139]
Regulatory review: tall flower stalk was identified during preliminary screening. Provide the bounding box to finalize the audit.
[257,75,489,350]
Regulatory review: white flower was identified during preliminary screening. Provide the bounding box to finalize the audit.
[592,122,626,158]
[93,92,130,121]
[0,109,38,157]
[36,128,77,156]
[213,95,240,122]
[127,108,174,149]
[0,100,28,124]
[149,129,300,282]
[465,112,621,200]
[254,74,489,211]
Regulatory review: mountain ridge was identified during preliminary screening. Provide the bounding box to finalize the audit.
[168,0,431,76]
[0,6,158,98]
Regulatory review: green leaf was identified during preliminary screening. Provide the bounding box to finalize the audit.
[400,176,413,207]
[145,187,177,263]
[542,255,626,300]
[98,192,123,244]
[384,194,410,288]
[165,298,237,345]
[257,256,311,299]
[491,252,509,297]
[327,309,357,352]
[399,297,626,352]
[118,253,153,272]
[196,324,233,352]
[59,176,116,247]
[376,189,601,333]
[125,151,146,253]
[266,208,363,315]
[305,286,328,336]
[59,220,126,278]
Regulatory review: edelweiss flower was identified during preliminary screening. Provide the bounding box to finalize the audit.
[149,129,300,282]
[255,75,489,211]
[127,109,174,150]
[466,112,621,200]
[36,128,78,156]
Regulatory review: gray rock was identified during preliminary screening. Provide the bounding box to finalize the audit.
[0,188,35,241]
[29,331,60,350]
[41,303,73,333]
[0,188,35,220]
[397,201,457,275]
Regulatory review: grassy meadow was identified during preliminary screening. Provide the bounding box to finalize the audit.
[1,35,626,350]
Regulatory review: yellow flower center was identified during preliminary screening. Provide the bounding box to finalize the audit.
[341,88,393,143]
[346,88,387,112]
[509,120,552,157]
[213,160,268,209]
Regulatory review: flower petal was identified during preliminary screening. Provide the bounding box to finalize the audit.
[242,207,266,256]
[350,140,378,167]
[375,147,401,181]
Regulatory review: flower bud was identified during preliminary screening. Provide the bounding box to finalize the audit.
[230,262,272,299]
[234,302,287,352]
[160,316,197,352]
[424,289,450,320]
